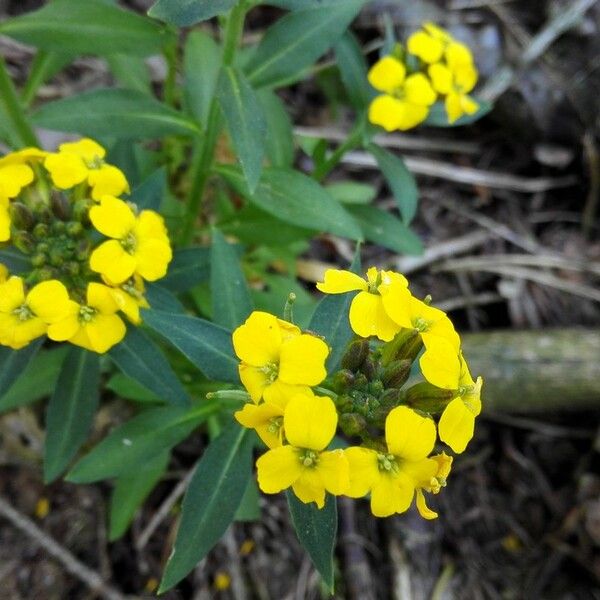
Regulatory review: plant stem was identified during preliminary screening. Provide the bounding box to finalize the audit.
[179,2,247,246]
[0,56,38,147]
[313,119,365,182]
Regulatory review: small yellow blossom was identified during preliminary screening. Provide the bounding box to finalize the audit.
[35,497,50,519]
[407,22,453,64]
[236,400,285,449]
[367,56,436,131]
[232,311,328,403]
[256,393,349,508]
[104,275,149,325]
[0,148,46,200]
[214,572,231,591]
[44,138,129,200]
[414,452,453,519]
[438,355,483,453]
[240,539,255,556]
[345,406,438,517]
[429,60,479,123]
[47,282,126,353]
[89,195,172,284]
[316,267,408,341]
[0,277,74,349]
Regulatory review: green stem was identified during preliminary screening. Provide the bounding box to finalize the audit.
[179,2,247,246]
[313,119,365,182]
[0,56,38,147]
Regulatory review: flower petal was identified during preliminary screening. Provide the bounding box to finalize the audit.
[89,195,136,239]
[44,153,88,189]
[349,291,400,341]
[370,473,414,517]
[134,238,172,281]
[318,449,349,496]
[87,282,119,314]
[58,138,106,162]
[438,397,475,453]
[428,63,453,94]
[284,393,337,451]
[415,489,438,519]
[26,280,72,323]
[367,56,406,93]
[385,405,436,461]
[419,337,461,390]
[368,95,406,132]
[345,446,379,498]
[239,364,270,403]
[89,165,129,200]
[0,164,34,198]
[256,445,302,493]
[407,30,444,63]
[85,313,126,353]
[316,269,367,294]
[292,469,326,508]
[0,276,25,312]
[404,73,437,106]
[90,240,137,285]
[235,402,284,449]
[278,334,328,386]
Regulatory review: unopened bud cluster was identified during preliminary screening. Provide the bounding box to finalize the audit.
[0,139,172,353]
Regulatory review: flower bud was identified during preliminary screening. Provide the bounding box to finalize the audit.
[33,223,50,240]
[12,231,35,254]
[360,356,377,381]
[381,329,423,365]
[8,202,35,230]
[341,338,370,371]
[73,198,92,222]
[66,221,83,236]
[31,253,46,267]
[331,369,355,393]
[50,191,72,221]
[339,413,367,437]
[381,359,412,389]
[405,382,454,414]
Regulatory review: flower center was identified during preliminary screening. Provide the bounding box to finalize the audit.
[12,303,34,322]
[299,449,319,468]
[122,280,143,300]
[377,452,400,474]
[413,317,430,332]
[266,416,283,435]
[121,232,137,254]
[261,362,279,383]
[367,270,383,294]
[78,305,97,323]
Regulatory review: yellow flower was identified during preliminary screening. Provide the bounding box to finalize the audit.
[381,290,461,388]
[44,138,129,201]
[0,147,46,200]
[89,195,172,284]
[232,311,328,403]
[0,277,73,349]
[316,267,408,341]
[236,401,285,449]
[345,406,438,517]
[47,282,126,353]
[438,355,483,453]
[414,452,453,520]
[256,393,349,508]
[367,56,436,131]
[104,275,149,325]
[429,60,479,123]
[407,22,453,64]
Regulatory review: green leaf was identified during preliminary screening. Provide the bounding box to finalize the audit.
[109,327,190,407]
[106,373,162,403]
[107,54,152,94]
[347,205,423,256]
[211,229,253,329]
[258,89,294,168]
[0,248,30,274]
[327,181,376,205]
[44,348,101,483]
[142,309,239,383]
[0,347,68,413]
[21,51,73,107]
[159,422,253,592]
[309,251,359,371]
[149,0,237,26]
[334,31,372,108]
[245,0,367,89]
[67,402,217,483]
[0,339,42,399]
[0,0,173,56]
[235,478,260,522]
[424,99,492,127]
[145,284,186,314]
[368,144,418,225]
[287,492,337,592]
[217,165,363,241]
[131,167,167,210]
[184,30,221,127]
[161,247,210,292]
[217,66,266,193]
[32,88,200,140]
[109,450,169,541]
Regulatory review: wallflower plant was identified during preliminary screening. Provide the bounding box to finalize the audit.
[0,0,491,593]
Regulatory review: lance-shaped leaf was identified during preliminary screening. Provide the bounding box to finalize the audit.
[44,348,101,483]
[149,0,238,26]
[145,284,186,314]
[142,309,239,383]
[217,165,363,241]
[0,247,30,274]
[245,0,367,89]
[67,401,218,483]
[258,89,294,168]
[217,66,266,192]
[131,167,167,211]
[160,247,211,292]
[109,327,190,407]
[287,492,338,593]
[210,228,253,330]
[0,0,173,56]
[109,450,169,541]
[368,144,419,225]
[0,339,42,399]
[335,31,372,108]
[32,88,200,140]
[159,423,254,592]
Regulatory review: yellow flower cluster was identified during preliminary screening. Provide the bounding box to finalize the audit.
[232,268,482,519]
[368,22,479,131]
[0,139,172,353]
